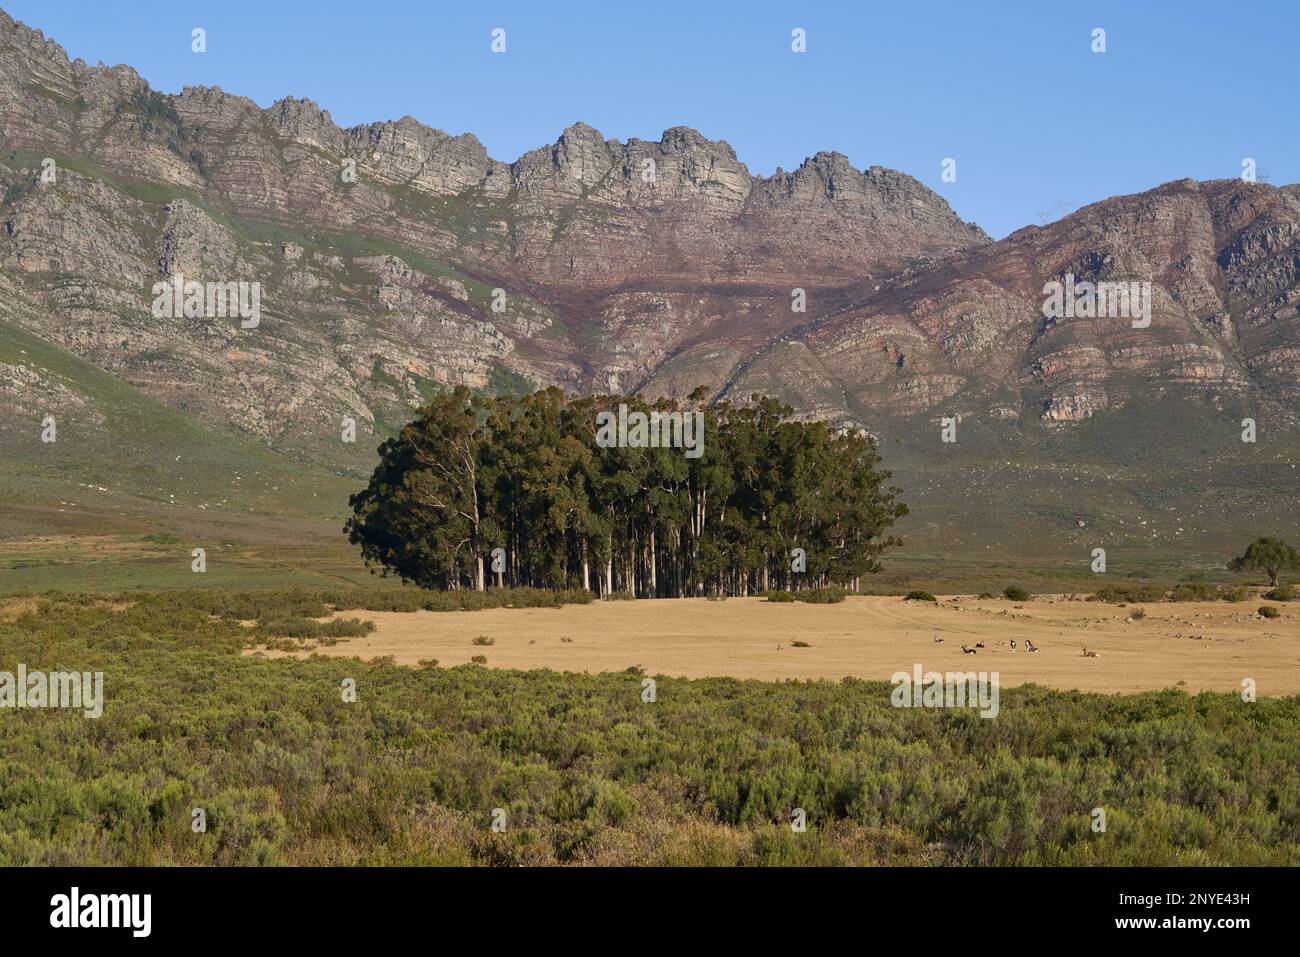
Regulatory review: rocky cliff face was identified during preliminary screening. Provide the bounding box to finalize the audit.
[3,5,1299,513]
[0,7,991,472]
[723,178,1300,432]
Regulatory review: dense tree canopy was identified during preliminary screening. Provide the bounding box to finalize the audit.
[1229,537,1300,586]
[346,387,907,595]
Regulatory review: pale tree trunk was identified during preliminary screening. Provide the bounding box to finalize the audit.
[649,528,657,597]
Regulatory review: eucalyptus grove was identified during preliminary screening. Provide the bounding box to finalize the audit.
[346,387,906,595]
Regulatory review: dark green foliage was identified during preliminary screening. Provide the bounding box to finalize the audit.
[1264,583,1295,602]
[129,89,184,130]
[1003,585,1031,601]
[1,593,1297,865]
[905,590,937,602]
[252,617,373,640]
[1171,582,1223,602]
[766,588,846,604]
[1095,584,1150,602]
[346,388,906,597]
[1229,537,1300,586]
[789,640,811,647]
[797,587,849,604]
[1259,605,1280,618]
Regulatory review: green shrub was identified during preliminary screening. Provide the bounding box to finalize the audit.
[471,636,495,646]
[904,590,937,602]
[797,587,849,604]
[1259,605,1281,619]
[252,616,374,639]
[1093,583,1166,603]
[766,590,795,603]
[1171,582,1222,602]
[1130,607,1146,620]
[1222,587,1250,603]
[1003,585,1031,602]
[790,640,811,648]
[1264,583,1295,602]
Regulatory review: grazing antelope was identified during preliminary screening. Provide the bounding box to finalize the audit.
[1082,646,1100,658]
[975,642,985,649]
[933,635,944,643]
[961,644,977,655]
[1025,640,1040,653]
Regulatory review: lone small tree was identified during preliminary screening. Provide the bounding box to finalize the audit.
[1229,537,1300,587]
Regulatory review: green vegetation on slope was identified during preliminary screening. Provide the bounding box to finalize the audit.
[0,318,355,516]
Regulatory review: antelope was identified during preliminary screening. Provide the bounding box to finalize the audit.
[1025,640,1040,653]
[961,644,977,655]
[1010,640,1017,653]
[1082,646,1101,658]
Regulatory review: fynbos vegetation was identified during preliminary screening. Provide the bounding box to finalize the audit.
[0,591,1295,866]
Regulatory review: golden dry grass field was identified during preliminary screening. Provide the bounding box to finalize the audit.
[251,594,1300,695]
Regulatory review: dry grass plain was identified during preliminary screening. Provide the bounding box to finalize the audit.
[250,594,1300,695]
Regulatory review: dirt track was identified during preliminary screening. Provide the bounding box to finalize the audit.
[252,595,1300,695]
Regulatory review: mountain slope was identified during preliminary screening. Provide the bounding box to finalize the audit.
[2,7,1298,574]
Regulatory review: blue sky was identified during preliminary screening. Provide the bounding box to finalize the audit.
[7,0,1296,238]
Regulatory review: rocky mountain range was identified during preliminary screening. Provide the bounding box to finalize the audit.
[2,8,1297,562]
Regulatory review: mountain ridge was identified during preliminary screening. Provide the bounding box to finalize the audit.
[2,6,1298,566]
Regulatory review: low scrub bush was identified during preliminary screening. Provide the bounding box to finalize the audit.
[252,617,374,640]
[797,587,849,604]
[1003,585,1031,602]
[904,590,937,602]
[3,591,1298,867]
[1092,584,1167,603]
[1170,582,1223,602]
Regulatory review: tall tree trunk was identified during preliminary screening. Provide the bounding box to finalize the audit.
[649,527,657,597]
